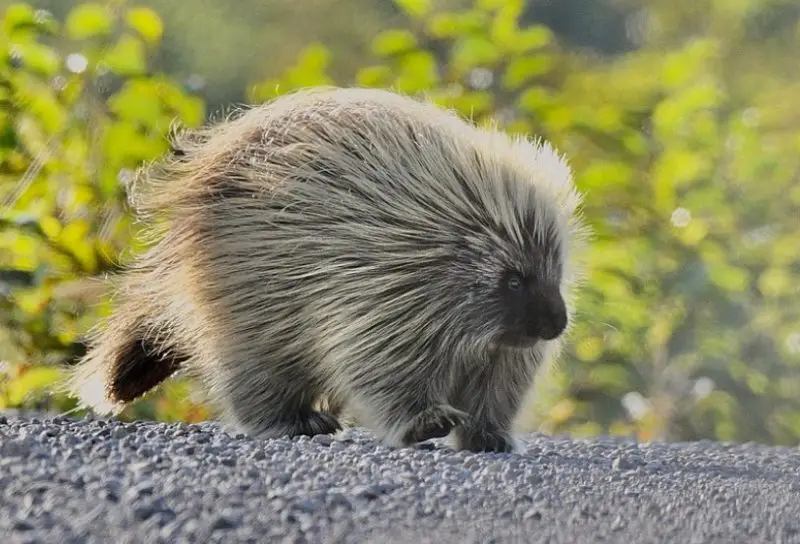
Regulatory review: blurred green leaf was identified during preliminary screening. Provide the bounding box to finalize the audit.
[107,79,163,125]
[355,64,392,87]
[706,261,751,293]
[578,160,633,191]
[371,29,417,57]
[476,0,523,10]
[517,86,555,114]
[102,34,147,76]
[5,365,63,406]
[249,43,334,100]
[426,11,485,39]
[394,50,439,92]
[3,3,37,32]
[758,267,792,298]
[64,3,113,40]
[502,55,552,90]
[488,1,523,48]
[8,42,60,76]
[124,6,163,46]
[587,365,631,392]
[393,0,431,20]
[510,26,553,53]
[451,35,500,70]
[426,12,460,38]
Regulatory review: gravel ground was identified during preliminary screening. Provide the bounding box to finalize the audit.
[2,412,800,544]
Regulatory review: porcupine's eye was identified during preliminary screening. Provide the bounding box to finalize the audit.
[507,273,523,292]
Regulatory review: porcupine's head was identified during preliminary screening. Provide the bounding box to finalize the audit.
[442,135,586,352]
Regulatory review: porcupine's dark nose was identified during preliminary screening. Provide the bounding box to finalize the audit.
[526,286,568,341]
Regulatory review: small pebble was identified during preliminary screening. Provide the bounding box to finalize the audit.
[311,434,332,446]
[612,455,643,471]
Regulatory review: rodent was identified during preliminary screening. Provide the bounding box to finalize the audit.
[65,86,589,453]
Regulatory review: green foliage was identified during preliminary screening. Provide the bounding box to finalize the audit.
[0,1,204,417]
[2,0,799,446]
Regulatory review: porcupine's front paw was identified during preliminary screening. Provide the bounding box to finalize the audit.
[454,425,517,453]
[401,404,469,445]
[293,410,343,437]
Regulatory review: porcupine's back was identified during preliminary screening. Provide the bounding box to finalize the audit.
[66,86,584,419]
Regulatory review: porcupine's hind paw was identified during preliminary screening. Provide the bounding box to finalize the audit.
[401,404,469,445]
[241,409,342,440]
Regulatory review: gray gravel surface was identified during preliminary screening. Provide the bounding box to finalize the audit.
[2,411,800,544]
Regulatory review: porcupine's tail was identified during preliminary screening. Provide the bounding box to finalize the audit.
[62,274,188,415]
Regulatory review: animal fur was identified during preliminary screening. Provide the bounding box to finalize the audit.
[66,86,589,453]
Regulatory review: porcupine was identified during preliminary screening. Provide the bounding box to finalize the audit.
[66,86,589,453]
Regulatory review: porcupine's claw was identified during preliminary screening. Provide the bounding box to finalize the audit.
[454,425,516,453]
[402,404,469,445]
[293,410,343,437]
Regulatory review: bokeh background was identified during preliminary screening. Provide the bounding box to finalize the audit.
[1,0,799,446]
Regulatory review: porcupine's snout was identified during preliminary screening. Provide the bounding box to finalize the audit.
[525,286,568,341]
[498,281,569,348]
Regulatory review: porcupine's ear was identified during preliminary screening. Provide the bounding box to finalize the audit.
[165,119,208,161]
[170,144,186,159]
[168,127,192,160]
